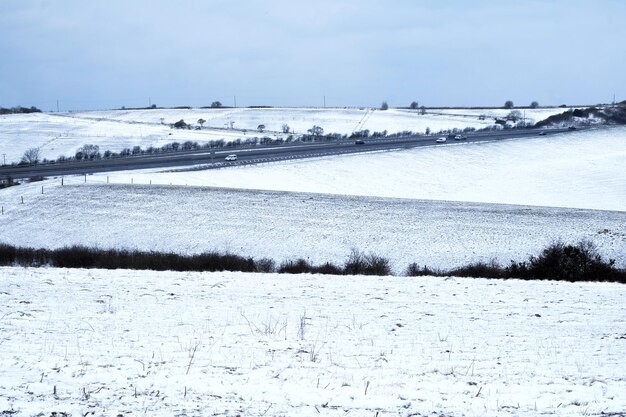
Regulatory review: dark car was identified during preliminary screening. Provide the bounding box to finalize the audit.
[355,140,365,145]
[568,126,577,131]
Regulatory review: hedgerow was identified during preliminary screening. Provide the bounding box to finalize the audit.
[0,241,623,282]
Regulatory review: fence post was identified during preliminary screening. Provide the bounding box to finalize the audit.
[21,196,24,204]
[1,206,3,215]
[41,186,44,194]
[107,176,109,184]
[84,173,86,183]
[61,177,64,186]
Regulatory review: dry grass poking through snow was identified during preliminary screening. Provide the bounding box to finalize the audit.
[0,267,625,416]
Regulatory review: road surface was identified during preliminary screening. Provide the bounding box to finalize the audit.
[0,128,572,179]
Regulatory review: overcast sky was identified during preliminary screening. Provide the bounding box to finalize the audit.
[1,0,624,110]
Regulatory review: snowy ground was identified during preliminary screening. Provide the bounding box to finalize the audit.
[0,183,624,271]
[0,126,624,270]
[1,108,624,417]
[1,267,625,417]
[0,107,566,163]
[73,126,626,212]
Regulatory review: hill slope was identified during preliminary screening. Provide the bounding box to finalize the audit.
[1,267,624,416]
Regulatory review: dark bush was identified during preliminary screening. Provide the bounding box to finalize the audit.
[173,120,188,129]
[344,251,391,276]
[510,241,621,282]
[405,263,444,277]
[0,245,47,266]
[278,258,314,274]
[277,259,343,275]
[0,243,17,265]
[0,106,42,115]
[449,261,504,279]
[312,262,344,275]
[255,258,276,273]
[0,245,260,273]
[0,242,623,282]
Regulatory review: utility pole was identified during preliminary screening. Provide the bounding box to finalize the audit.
[149,96,152,107]
[234,96,237,107]
[2,153,5,165]
[56,99,60,113]
[323,95,326,108]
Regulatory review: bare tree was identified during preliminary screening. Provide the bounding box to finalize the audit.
[282,123,290,133]
[307,125,324,136]
[506,110,522,122]
[21,148,41,164]
[530,101,539,108]
[197,118,206,128]
[410,101,418,109]
[380,101,389,110]
[257,124,266,133]
[504,100,514,109]
[77,144,100,160]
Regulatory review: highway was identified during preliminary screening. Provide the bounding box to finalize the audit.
[0,128,573,179]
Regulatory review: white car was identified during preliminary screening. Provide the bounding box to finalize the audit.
[225,154,237,161]
[435,137,447,143]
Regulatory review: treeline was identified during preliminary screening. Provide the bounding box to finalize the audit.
[13,120,515,166]
[0,241,623,283]
[0,106,42,115]
[535,104,626,128]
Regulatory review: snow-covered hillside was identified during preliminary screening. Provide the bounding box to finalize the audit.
[0,182,624,271]
[77,126,626,212]
[0,126,624,270]
[0,107,566,163]
[1,110,624,417]
[1,267,624,417]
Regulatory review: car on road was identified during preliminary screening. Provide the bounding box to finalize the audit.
[568,126,577,131]
[539,131,547,136]
[436,137,447,143]
[354,140,365,145]
[225,154,238,161]
[454,135,467,140]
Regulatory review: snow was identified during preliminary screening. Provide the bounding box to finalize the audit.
[434,107,572,124]
[0,182,624,271]
[79,126,626,212]
[0,107,567,163]
[0,112,251,164]
[0,126,624,270]
[1,108,625,417]
[1,267,624,416]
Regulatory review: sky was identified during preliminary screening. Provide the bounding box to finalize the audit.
[1,0,625,111]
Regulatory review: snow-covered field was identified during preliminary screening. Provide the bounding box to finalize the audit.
[0,112,248,164]
[1,108,625,417]
[0,107,567,163]
[0,126,624,269]
[1,182,625,270]
[1,268,625,416]
[78,126,626,212]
